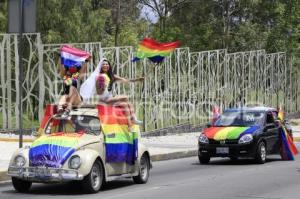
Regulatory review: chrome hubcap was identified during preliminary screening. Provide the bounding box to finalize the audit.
[140,156,148,180]
[260,145,266,161]
[91,164,100,189]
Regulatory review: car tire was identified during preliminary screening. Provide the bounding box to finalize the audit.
[81,160,104,193]
[198,154,210,164]
[255,142,266,164]
[133,154,150,184]
[230,156,238,162]
[12,177,32,193]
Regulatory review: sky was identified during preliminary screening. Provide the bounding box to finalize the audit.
[140,5,158,23]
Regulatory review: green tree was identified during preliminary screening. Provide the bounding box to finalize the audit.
[0,0,7,33]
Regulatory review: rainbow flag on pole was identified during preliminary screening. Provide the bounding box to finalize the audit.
[60,45,91,67]
[97,105,138,164]
[280,125,298,160]
[133,38,180,63]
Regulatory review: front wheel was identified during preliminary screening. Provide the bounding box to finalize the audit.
[81,160,104,193]
[133,154,150,184]
[198,154,210,164]
[12,177,32,193]
[255,142,266,164]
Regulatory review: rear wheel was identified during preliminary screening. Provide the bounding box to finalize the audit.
[12,177,32,193]
[198,154,210,164]
[230,156,238,162]
[133,154,150,184]
[81,160,104,193]
[255,142,266,164]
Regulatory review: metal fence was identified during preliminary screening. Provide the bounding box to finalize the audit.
[0,33,299,131]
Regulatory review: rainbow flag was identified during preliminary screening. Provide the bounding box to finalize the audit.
[280,126,298,160]
[97,105,138,164]
[203,126,259,140]
[60,45,91,67]
[29,132,84,168]
[278,106,284,121]
[133,38,180,63]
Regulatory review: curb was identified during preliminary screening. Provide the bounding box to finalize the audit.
[150,150,197,162]
[0,170,9,182]
[0,138,34,142]
[294,137,300,142]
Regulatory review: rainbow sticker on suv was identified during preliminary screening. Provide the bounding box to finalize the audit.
[203,126,259,140]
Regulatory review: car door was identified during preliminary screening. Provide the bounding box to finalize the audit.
[263,111,279,153]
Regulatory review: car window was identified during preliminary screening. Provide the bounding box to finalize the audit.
[215,111,264,127]
[45,115,101,135]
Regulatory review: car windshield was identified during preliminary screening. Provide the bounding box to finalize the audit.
[214,111,264,127]
[45,115,101,135]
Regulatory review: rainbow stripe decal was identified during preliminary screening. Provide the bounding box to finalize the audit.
[133,38,180,63]
[97,105,138,165]
[29,132,83,168]
[203,126,259,140]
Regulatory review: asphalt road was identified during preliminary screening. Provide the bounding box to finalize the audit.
[1,146,300,199]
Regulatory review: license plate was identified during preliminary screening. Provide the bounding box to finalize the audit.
[36,168,50,177]
[216,147,229,154]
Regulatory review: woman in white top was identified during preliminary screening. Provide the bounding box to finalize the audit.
[80,58,144,129]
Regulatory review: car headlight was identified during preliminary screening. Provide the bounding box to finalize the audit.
[69,155,81,169]
[14,155,26,167]
[199,134,209,144]
[238,134,253,144]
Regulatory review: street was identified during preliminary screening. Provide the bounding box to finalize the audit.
[1,144,300,199]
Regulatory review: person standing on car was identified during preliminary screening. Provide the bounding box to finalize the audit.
[58,45,91,117]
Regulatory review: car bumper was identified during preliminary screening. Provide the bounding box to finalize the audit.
[7,166,84,182]
[198,142,256,158]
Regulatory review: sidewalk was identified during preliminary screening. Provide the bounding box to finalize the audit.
[0,124,299,182]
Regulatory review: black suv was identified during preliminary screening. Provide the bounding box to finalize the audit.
[198,107,293,164]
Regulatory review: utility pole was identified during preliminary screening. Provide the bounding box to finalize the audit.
[18,0,24,148]
[8,0,36,148]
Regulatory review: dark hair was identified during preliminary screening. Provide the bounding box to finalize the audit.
[100,59,115,91]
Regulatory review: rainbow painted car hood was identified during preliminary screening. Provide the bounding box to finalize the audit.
[29,132,85,168]
[203,126,260,140]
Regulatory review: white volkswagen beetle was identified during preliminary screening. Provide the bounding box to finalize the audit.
[8,106,151,193]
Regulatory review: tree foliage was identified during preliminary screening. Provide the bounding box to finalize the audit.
[0,0,298,53]
[0,0,7,32]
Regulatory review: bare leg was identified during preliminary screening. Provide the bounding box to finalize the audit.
[114,101,133,128]
[58,95,69,111]
[67,86,82,110]
[114,101,138,127]
[106,95,129,103]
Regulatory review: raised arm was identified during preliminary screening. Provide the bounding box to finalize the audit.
[114,75,144,84]
[79,62,88,80]
[58,58,66,78]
